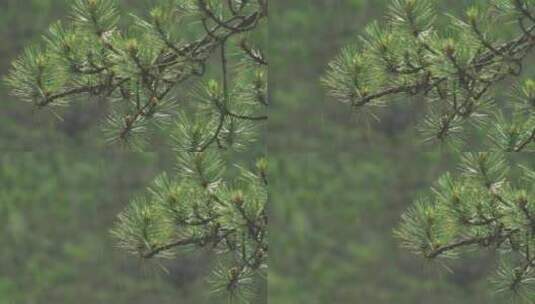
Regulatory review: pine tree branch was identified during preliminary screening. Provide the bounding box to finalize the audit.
[142,237,205,259]
[514,127,535,151]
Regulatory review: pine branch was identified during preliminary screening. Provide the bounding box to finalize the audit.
[396,152,535,298]
[325,0,535,150]
[9,1,268,302]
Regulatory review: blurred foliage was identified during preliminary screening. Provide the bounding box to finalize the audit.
[0,151,218,304]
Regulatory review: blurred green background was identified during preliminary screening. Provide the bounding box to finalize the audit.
[1,1,533,303]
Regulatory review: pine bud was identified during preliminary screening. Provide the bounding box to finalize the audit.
[524,79,535,93]
[231,191,244,206]
[207,79,221,99]
[101,30,114,43]
[256,248,265,259]
[508,125,519,137]
[255,69,265,85]
[466,6,479,24]
[150,7,164,22]
[516,192,528,207]
[451,190,461,205]
[256,158,267,174]
[523,79,535,107]
[425,209,435,225]
[125,39,139,55]
[228,267,240,280]
[87,0,98,8]
[167,190,179,206]
[35,54,47,69]
[405,0,416,11]
[443,39,456,57]
[351,54,363,75]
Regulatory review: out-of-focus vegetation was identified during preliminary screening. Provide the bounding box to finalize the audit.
[269,0,533,303]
